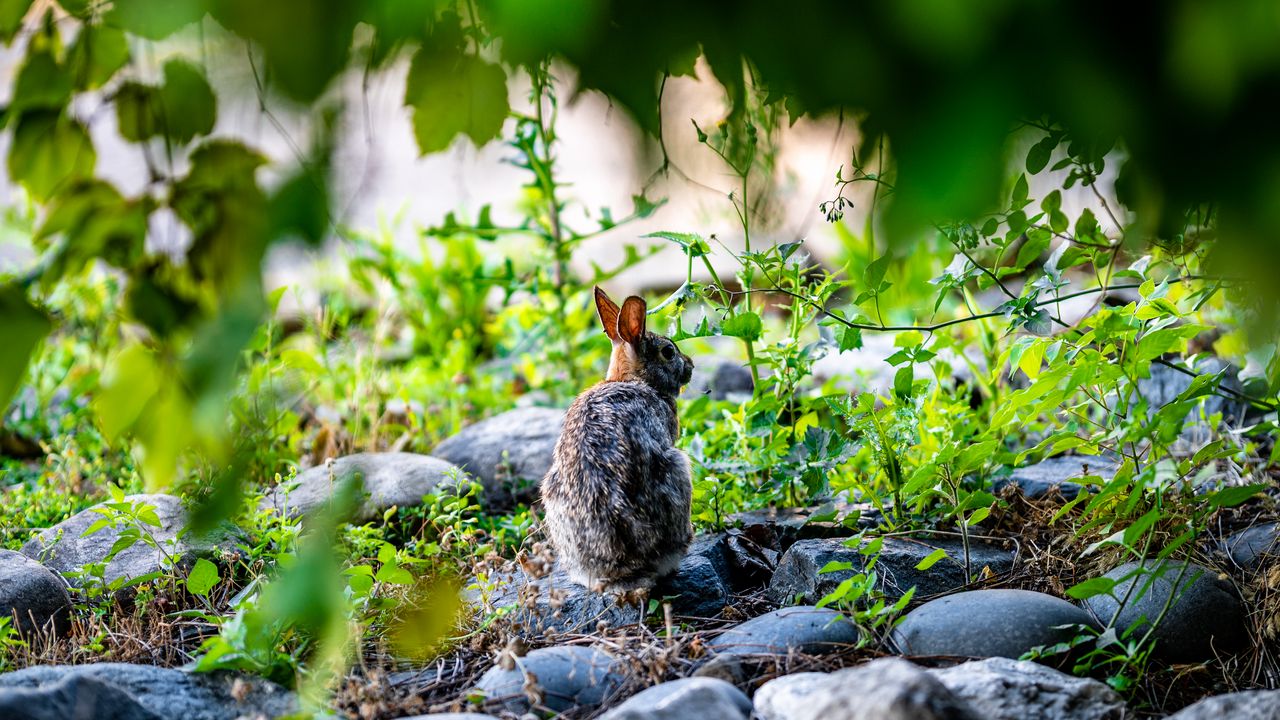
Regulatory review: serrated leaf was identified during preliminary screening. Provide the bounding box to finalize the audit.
[721,311,762,342]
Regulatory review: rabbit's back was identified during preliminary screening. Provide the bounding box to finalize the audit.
[542,381,692,589]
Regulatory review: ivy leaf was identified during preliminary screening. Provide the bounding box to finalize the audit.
[7,111,97,201]
[405,46,509,154]
[0,284,52,410]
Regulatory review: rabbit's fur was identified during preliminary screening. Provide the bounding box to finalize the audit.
[540,288,695,591]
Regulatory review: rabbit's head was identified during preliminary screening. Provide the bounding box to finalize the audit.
[594,287,693,398]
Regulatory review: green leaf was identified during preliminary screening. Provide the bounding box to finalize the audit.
[159,59,217,142]
[1065,576,1116,600]
[7,111,97,201]
[0,0,33,43]
[115,60,217,143]
[721,311,763,342]
[818,560,854,574]
[11,48,72,113]
[67,23,130,90]
[186,558,220,596]
[106,0,205,40]
[864,254,892,288]
[115,82,161,142]
[1025,136,1054,174]
[1207,483,1267,509]
[642,231,709,257]
[1122,507,1161,546]
[0,284,52,410]
[914,547,948,570]
[94,344,161,440]
[405,46,509,154]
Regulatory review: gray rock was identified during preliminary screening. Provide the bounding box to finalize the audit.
[753,657,981,720]
[469,547,730,634]
[893,589,1101,661]
[994,455,1118,500]
[731,503,881,552]
[0,550,71,635]
[19,495,235,591]
[683,359,754,402]
[395,715,501,720]
[260,453,467,521]
[1165,690,1280,719]
[601,677,752,720]
[769,536,1015,605]
[1138,357,1248,444]
[0,674,160,720]
[1224,523,1280,571]
[707,606,859,656]
[432,407,566,506]
[929,656,1129,720]
[1081,560,1248,663]
[0,664,297,720]
[474,645,625,715]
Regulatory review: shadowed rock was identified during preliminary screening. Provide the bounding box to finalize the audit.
[0,550,71,636]
[1081,560,1248,663]
[0,664,296,720]
[432,407,566,506]
[769,536,1015,605]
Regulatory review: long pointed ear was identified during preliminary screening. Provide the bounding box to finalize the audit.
[618,296,647,345]
[594,286,621,343]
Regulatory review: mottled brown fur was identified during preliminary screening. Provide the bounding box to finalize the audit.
[540,288,695,590]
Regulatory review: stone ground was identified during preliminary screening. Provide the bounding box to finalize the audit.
[3,375,1279,719]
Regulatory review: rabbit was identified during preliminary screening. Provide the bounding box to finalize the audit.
[540,287,695,591]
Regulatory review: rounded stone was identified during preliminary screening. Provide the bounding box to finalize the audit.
[1165,690,1280,719]
[892,589,1101,661]
[259,452,467,521]
[474,645,625,715]
[708,606,859,656]
[1223,523,1280,571]
[1081,560,1248,663]
[431,407,565,506]
[601,677,752,720]
[0,549,71,636]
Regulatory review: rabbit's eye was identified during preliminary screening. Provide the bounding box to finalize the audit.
[661,344,675,361]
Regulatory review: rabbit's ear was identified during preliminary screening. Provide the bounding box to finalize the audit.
[594,286,622,343]
[619,296,647,345]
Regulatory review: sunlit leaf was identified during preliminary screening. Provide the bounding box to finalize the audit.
[7,111,97,201]
[0,284,52,410]
[405,45,509,154]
